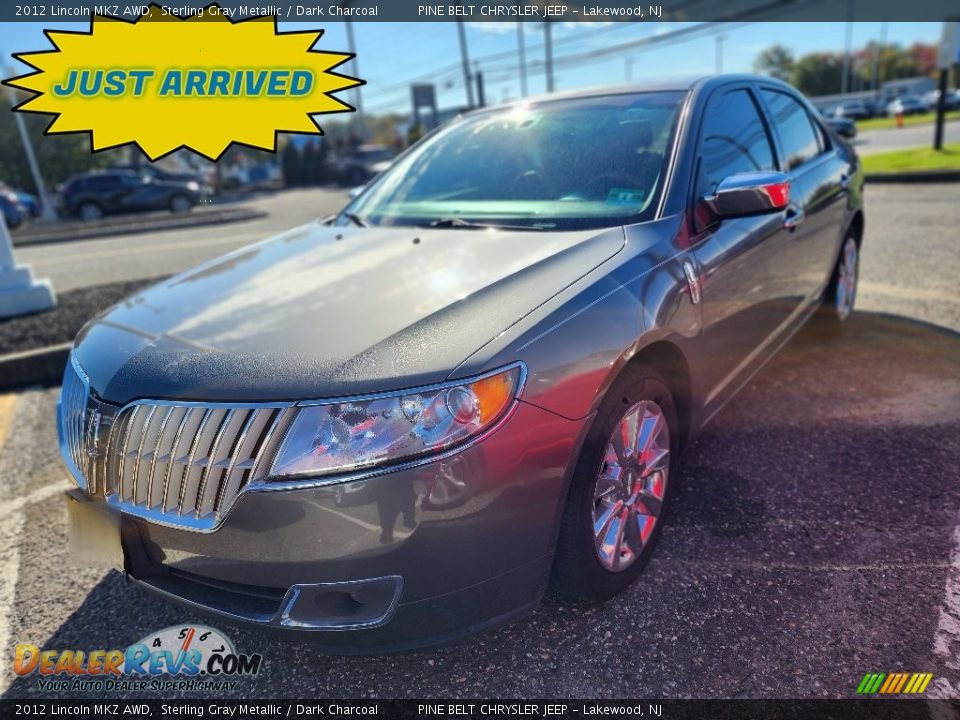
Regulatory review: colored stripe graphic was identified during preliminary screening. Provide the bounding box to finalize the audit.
[879,674,897,693]
[857,672,933,694]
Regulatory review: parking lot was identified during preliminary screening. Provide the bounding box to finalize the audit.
[1,182,958,699]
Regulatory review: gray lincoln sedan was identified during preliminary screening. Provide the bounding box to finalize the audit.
[59,75,863,651]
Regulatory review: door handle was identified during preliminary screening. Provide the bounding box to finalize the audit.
[783,205,805,230]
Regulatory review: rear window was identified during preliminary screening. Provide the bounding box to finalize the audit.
[87,175,122,190]
[761,90,822,170]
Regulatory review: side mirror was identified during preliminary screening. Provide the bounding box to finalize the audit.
[348,185,366,200]
[702,171,790,219]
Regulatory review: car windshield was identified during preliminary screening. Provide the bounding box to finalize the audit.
[341,91,686,231]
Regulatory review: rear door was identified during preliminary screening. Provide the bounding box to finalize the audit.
[757,86,850,301]
[689,84,799,410]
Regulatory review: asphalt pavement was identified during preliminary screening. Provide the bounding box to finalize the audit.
[15,188,349,293]
[1,183,959,700]
[854,118,960,156]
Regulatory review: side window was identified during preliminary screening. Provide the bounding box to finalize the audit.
[89,175,121,190]
[761,89,822,170]
[694,88,775,227]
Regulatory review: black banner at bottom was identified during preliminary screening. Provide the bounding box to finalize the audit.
[1,699,958,720]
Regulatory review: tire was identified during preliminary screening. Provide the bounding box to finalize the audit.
[169,194,192,214]
[77,201,103,221]
[821,234,859,323]
[550,364,679,604]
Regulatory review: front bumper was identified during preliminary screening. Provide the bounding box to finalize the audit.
[73,401,588,651]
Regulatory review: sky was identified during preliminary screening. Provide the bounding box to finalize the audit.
[0,20,943,117]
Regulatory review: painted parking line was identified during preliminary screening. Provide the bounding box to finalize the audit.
[0,393,18,457]
[927,512,960,699]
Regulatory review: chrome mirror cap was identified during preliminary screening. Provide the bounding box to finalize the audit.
[703,171,791,218]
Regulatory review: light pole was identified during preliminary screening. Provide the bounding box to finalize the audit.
[715,35,725,74]
[517,23,528,98]
[344,20,364,137]
[0,60,56,317]
[3,68,57,222]
[544,21,555,93]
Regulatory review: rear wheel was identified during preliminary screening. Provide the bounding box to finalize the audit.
[822,235,859,323]
[551,365,678,603]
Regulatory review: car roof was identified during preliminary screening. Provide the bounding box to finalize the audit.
[463,73,801,116]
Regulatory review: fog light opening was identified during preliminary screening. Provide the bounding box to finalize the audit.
[278,576,403,630]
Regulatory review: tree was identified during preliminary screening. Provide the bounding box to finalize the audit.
[908,42,937,76]
[791,53,845,97]
[281,140,303,187]
[0,91,114,193]
[753,44,795,82]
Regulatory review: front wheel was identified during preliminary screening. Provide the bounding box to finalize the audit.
[169,194,192,214]
[550,365,678,604]
[822,235,859,323]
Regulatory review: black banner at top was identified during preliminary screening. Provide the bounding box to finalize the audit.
[2,0,958,23]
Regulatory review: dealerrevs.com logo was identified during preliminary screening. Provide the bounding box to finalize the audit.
[13,625,263,692]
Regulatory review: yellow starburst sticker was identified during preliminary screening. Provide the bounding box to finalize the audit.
[3,3,363,161]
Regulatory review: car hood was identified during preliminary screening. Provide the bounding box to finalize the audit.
[75,221,625,404]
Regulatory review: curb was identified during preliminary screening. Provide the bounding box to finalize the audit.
[11,207,268,247]
[865,169,960,183]
[0,342,72,393]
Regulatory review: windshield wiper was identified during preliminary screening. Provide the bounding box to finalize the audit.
[341,211,370,228]
[426,217,537,231]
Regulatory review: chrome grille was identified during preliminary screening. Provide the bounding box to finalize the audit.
[103,402,295,528]
[58,357,297,531]
[57,358,90,486]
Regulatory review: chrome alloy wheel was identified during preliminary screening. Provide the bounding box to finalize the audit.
[592,400,670,572]
[835,237,858,321]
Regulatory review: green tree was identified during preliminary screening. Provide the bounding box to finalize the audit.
[791,53,845,97]
[281,140,303,187]
[854,43,923,89]
[753,44,796,82]
[0,93,115,193]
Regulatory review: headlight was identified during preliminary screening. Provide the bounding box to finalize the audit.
[268,364,524,480]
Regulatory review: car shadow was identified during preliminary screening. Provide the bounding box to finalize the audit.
[5,310,960,699]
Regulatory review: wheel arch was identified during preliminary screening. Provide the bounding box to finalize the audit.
[624,340,694,452]
[848,209,864,248]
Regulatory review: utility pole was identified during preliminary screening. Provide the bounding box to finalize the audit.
[625,58,634,82]
[715,35,725,74]
[544,21,555,93]
[344,19,364,139]
[457,22,475,108]
[871,22,886,92]
[935,22,959,150]
[517,23,528,98]
[475,67,486,108]
[840,0,855,95]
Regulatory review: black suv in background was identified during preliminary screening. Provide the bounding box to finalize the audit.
[331,144,397,187]
[57,169,204,221]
